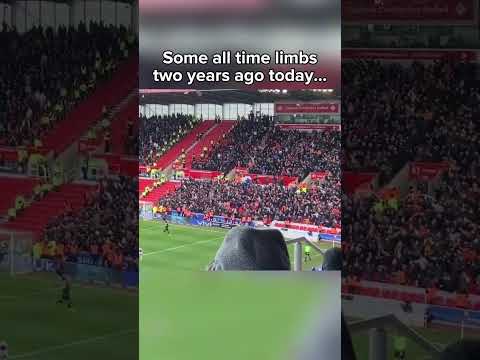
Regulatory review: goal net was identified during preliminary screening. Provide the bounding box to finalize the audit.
[139,201,154,220]
[0,229,33,275]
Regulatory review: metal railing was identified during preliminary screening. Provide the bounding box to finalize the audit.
[285,236,329,271]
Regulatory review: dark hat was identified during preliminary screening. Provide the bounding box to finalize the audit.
[321,247,342,271]
[208,226,291,271]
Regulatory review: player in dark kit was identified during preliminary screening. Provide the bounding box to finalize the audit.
[57,278,73,309]
[163,218,170,235]
[55,255,73,309]
[55,255,66,281]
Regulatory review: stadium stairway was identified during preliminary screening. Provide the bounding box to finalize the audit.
[0,177,39,218]
[155,120,215,170]
[139,178,154,196]
[77,88,137,155]
[184,121,236,167]
[4,183,97,238]
[40,56,138,155]
[140,181,180,203]
[109,95,138,154]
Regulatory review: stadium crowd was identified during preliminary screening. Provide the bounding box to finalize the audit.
[343,59,480,295]
[342,59,475,185]
[158,178,340,227]
[42,176,138,271]
[0,22,135,148]
[193,115,340,179]
[139,113,199,165]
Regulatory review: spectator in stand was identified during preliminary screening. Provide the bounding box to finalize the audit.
[0,21,135,149]
[342,59,474,185]
[342,59,480,295]
[139,113,199,165]
[43,176,138,272]
[158,178,341,227]
[192,115,340,180]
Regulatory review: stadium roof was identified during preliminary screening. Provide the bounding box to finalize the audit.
[139,89,339,105]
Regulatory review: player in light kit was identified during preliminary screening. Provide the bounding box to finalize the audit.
[304,244,312,263]
[139,247,143,262]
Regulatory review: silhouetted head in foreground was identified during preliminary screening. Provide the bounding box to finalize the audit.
[321,247,342,271]
[439,340,480,360]
[207,226,291,271]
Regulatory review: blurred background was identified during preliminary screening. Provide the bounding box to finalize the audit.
[139,0,340,90]
[0,1,139,359]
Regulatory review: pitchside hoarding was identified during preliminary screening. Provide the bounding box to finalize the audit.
[275,102,340,114]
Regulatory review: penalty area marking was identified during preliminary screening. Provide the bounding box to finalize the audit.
[10,329,137,359]
[143,236,224,257]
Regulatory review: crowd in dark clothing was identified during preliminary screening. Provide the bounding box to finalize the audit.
[342,59,475,185]
[139,113,198,165]
[159,178,340,227]
[0,22,135,147]
[343,59,480,295]
[193,116,340,180]
[43,176,138,271]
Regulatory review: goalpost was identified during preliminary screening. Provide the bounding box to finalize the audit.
[0,229,33,276]
[139,201,154,220]
[284,237,327,271]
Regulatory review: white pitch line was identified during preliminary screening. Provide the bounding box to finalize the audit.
[143,237,224,257]
[140,221,228,235]
[11,329,137,359]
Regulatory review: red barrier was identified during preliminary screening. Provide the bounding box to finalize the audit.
[276,124,340,131]
[409,161,450,181]
[120,157,139,177]
[343,171,377,195]
[274,221,341,235]
[184,169,222,180]
[0,147,19,161]
[310,172,328,181]
[252,174,297,186]
[95,154,138,177]
[234,168,298,186]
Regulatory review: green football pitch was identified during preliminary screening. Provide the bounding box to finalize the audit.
[1,272,138,359]
[140,270,335,360]
[139,220,340,360]
[139,220,336,271]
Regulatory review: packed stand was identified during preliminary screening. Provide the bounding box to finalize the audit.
[343,178,480,295]
[193,115,340,180]
[342,60,475,185]
[42,176,138,271]
[158,178,340,227]
[0,22,135,148]
[343,59,480,295]
[139,113,199,165]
